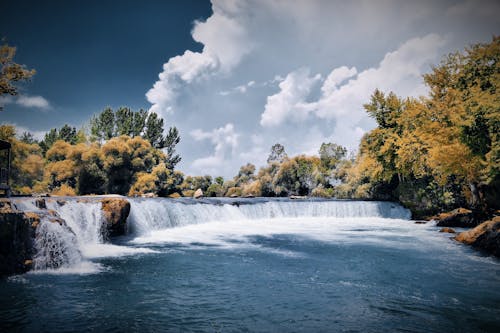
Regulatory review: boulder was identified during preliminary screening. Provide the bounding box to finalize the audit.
[100,198,131,237]
[434,208,478,228]
[439,227,456,233]
[455,216,500,257]
[0,207,35,277]
[0,199,14,213]
[35,198,46,209]
[193,189,203,199]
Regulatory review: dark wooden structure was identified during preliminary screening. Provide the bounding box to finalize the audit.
[0,140,11,197]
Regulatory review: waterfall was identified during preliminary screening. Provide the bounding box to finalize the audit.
[128,199,411,235]
[33,217,82,270]
[10,197,411,273]
[27,200,105,272]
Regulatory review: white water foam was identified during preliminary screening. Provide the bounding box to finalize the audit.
[130,216,430,252]
[8,198,156,274]
[33,216,84,270]
[127,199,427,256]
[45,200,155,260]
[128,199,411,236]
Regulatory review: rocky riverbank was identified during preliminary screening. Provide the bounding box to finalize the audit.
[0,196,131,277]
[427,207,500,258]
[455,216,500,257]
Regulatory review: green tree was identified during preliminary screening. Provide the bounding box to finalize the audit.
[144,112,165,148]
[132,109,147,137]
[58,124,77,144]
[20,132,36,144]
[234,163,256,186]
[39,128,59,153]
[319,142,347,170]
[115,107,133,136]
[163,126,181,169]
[267,143,288,164]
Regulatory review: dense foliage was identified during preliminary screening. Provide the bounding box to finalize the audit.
[337,37,500,215]
[0,107,182,196]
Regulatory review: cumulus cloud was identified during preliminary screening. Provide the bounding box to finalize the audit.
[261,68,321,127]
[0,95,50,110]
[145,0,499,177]
[146,0,252,116]
[259,34,446,147]
[190,123,240,174]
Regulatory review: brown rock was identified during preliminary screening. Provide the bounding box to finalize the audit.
[100,198,131,237]
[35,198,46,209]
[439,227,456,233]
[193,189,203,199]
[435,208,477,228]
[0,199,15,213]
[24,212,41,224]
[455,216,500,257]
[0,211,35,276]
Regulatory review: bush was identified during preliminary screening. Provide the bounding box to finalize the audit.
[226,187,242,197]
[311,186,333,198]
[52,184,77,196]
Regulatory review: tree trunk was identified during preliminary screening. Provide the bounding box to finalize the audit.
[469,181,480,209]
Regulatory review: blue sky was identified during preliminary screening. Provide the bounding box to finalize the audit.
[1,0,499,177]
[0,0,210,129]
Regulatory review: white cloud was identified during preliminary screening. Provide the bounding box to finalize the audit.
[219,79,260,96]
[257,34,446,148]
[190,123,240,174]
[146,0,253,116]
[321,66,357,95]
[0,95,50,110]
[145,0,499,177]
[14,125,47,141]
[16,95,50,109]
[261,68,321,127]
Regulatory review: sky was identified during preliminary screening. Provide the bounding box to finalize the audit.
[1,0,499,178]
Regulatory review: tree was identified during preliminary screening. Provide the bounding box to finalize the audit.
[58,124,77,144]
[163,126,181,169]
[144,112,165,148]
[100,107,115,140]
[234,163,256,186]
[0,125,44,193]
[20,132,36,144]
[0,43,36,111]
[39,128,58,153]
[132,109,147,137]
[215,176,224,185]
[319,142,347,170]
[115,107,133,136]
[273,155,321,196]
[267,143,288,164]
[364,89,403,129]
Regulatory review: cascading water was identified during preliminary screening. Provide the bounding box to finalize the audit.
[33,217,82,270]
[12,197,412,272]
[128,198,411,235]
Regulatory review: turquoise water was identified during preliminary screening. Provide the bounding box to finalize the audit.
[1,199,500,332]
